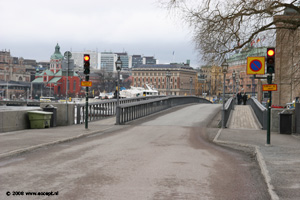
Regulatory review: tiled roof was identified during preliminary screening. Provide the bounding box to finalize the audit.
[32,77,44,83]
[48,77,61,83]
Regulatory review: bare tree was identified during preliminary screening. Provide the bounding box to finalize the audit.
[163,0,300,62]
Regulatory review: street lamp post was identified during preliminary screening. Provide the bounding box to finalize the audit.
[236,72,239,104]
[166,70,171,96]
[232,70,236,98]
[116,56,122,106]
[221,60,228,128]
[115,56,122,124]
[190,77,193,95]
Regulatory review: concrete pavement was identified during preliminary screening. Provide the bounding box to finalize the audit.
[0,117,122,159]
[214,105,300,200]
[0,105,299,199]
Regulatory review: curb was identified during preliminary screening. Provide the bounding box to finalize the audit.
[0,126,115,160]
[213,129,279,200]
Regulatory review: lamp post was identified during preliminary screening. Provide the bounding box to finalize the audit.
[221,60,228,128]
[236,72,239,104]
[232,70,236,97]
[166,70,171,96]
[115,56,122,125]
[190,77,193,95]
[115,56,122,106]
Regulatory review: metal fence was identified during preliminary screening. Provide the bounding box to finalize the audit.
[116,96,212,124]
[74,96,165,124]
[247,97,267,129]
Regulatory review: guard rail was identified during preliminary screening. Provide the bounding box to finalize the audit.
[247,97,267,129]
[116,96,212,124]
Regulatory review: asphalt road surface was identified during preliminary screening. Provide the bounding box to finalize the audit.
[0,104,270,200]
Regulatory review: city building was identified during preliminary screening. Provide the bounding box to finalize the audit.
[195,68,206,96]
[198,65,223,97]
[116,52,130,70]
[100,52,117,72]
[272,9,300,106]
[131,55,143,68]
[226,46,267,96]
[144,56,157,65]
[0,50,32,99]
[32,44,81,98]
[132,63,196,96]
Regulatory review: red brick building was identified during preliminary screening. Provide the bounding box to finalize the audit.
[32,44,81,98]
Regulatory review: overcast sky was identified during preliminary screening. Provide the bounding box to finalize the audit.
[0,0,201,67]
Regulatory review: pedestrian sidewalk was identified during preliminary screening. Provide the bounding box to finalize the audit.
[215,105,300,200]
[0,117,121,159]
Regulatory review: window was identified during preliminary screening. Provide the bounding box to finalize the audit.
[73,80,76,92]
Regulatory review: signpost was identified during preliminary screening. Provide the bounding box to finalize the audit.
[81,81,92,87]
[247,57,265,75]
[248,49,275,145]
[263,84,277,91]
[64,51,72,125]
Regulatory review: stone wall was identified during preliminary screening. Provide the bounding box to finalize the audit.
[0,107,41,133]
[40,103,75,126]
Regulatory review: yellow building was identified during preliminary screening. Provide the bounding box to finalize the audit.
[132,64,197,95]
[199,65,223,96]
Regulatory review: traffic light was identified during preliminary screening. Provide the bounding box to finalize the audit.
[266,48,275,74]
[83,54,90,74]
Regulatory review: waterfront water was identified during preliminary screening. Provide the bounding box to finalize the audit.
[0,105,39,111]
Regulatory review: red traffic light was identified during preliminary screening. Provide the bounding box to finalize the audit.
[84,55,90,61]
[267,48,275,74]
[267,49,275,57]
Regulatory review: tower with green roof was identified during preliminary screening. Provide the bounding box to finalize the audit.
[50,43,64,73]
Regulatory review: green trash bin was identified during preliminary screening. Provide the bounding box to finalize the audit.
[27,111,53,129]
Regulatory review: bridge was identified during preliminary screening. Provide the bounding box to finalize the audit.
[0,95,267,133]
[1,96,300,199]
[0,100,40,107]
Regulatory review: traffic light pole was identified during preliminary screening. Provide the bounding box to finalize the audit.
[267,75,272,145]
[85,75,89,129]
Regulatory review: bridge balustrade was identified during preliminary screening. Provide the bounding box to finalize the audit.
[223,97,235,127]
[247,97,267,129]
[74,96,165,124]
[116,96,212,125]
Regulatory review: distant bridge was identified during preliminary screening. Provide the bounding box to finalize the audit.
[0,100,40,107]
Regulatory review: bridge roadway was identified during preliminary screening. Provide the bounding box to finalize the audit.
[0,104,270,199]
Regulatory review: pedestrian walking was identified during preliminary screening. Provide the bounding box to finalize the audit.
[243,93,247,105]
[237,92,242,105]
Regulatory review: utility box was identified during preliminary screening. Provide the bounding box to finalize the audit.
[279,111,292,134]
[27,111,53,129]
[43,105,57,127]
[296,103,300,133]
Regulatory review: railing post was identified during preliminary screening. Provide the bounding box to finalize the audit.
[116,106,120,125]
[76,105,81,124]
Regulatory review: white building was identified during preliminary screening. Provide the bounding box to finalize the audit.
[100,52,117,72]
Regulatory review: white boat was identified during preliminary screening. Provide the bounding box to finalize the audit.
[120,84,158,98]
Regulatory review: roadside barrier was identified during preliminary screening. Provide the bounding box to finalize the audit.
[116,96,212,124]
